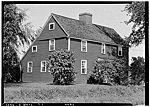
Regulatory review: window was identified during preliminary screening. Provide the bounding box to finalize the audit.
[118,46,122,56]
[32,45,37,52]
[41,61,46,72]
[101,43,105,54]
[98,58,104,61]
[27,61,33,73]
[68,38,70,51]
[49,23,55,30]
[81,40,87,52]
[49,39,55,51]
[81,60,87,74]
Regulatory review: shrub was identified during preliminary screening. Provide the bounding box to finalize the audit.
[87,58,128,85]
[87,60,118,85]
[111,58,129,85]
[130,56,145,85]
[47,49,77,85]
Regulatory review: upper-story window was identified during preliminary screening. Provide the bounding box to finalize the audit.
[32,45,37,52]
[27,61,33,73]
[81,40,87,52]
[49,39,55,51]
[118,46,122,56]
[49,23,55,30]
[101,43,105,54]
[41,61,46,72]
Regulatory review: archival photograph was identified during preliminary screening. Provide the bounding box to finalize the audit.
[2,2,146,106]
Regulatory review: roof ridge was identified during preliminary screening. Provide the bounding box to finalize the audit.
[52,13,117,31]
[52,13,83,23]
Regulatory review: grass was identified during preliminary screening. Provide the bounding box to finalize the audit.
[3,83,145,105]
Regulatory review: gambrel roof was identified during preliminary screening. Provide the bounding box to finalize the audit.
[52,13,125,45]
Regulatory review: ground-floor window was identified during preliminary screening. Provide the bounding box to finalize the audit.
[41,61,46,72]
[27,61,33,73]
[81,60,87,74]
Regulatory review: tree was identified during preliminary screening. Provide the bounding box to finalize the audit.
[124,1,145,46]
[130,56,145,85]
[47,49,77,85]
[3,4,29,82]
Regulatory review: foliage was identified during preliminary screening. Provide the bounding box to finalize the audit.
[87,59,118,85]
[3,4,29,82]
[129,56,145,85]
[87,58,128,85]
[111,58,129,85]
[3,44,20,82]
[47,49,77,85]
[124,1,145,46]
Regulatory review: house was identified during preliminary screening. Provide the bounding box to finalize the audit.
[21,12,129,83]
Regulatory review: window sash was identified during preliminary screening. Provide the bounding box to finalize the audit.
[81,60,87,74]
[27,61,33,73]
[49,39,55,51]
[118,47,122,56]
[101,43,105,54]
[81,40,87,52]
[49,23,55,30]
[32,46,37,52]
[41,61,46,72]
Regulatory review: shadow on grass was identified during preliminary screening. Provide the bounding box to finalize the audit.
[3,82,31,88]
[46,82,76,86]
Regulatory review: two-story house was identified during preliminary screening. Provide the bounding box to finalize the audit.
[21,13,129,83]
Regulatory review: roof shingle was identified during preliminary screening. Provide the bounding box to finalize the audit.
[52,13,124,45]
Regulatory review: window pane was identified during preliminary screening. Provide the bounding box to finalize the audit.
[42,67,45,71]
[29,62,32,67]
[29,67,32,72]
[82,41,86,46]
[81,41,87,52]
[119,51,122,55]
[82,47,86,52]
[82,68,85,74]
[51,40,54,44]
[50,24,54,29]
[33,47,36,51]
[50,45,54,50]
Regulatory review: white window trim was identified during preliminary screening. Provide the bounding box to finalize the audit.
[98,58,104,61]
[68,38,70,51]
[118,46,122,56]
[101,43,105,54]
[81,60,87,74]
[41,61,46,72]
[81,40,87,52]
[49,23,55,30]
[32,45,37,52]
[49,39,55,51]
[27,61,33,73]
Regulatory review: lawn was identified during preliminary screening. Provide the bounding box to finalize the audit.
[3,82,145,105]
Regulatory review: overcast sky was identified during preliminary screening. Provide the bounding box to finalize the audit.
[17,4,145,64]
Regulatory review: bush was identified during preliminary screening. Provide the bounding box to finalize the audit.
[87,58,128,85]
[111,58,129,85]
[87,60,118,85]
[129,56,145,85]
[4,64,21,83]
[47,49,77,85]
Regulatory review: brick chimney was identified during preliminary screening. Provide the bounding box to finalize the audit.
[79,12,92,25]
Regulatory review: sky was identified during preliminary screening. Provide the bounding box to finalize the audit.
[17,4,145,64]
